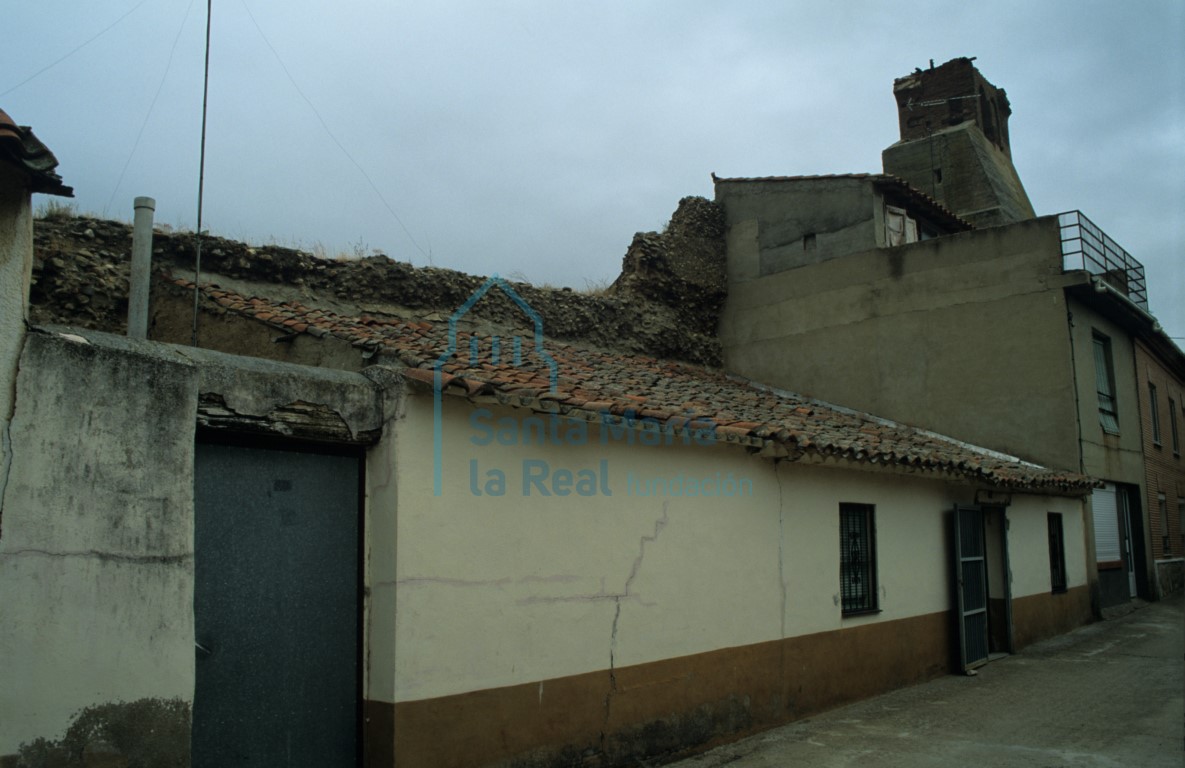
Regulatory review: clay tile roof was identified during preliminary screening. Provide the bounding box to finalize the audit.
[170,276,1094,494]
[711,172,970,232]
[0,108,72,196]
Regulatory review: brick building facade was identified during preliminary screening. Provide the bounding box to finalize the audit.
[1134,338,1185,595]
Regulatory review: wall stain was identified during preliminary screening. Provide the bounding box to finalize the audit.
[6,698,190,768]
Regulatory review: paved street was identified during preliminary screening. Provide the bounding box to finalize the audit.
[668,596,1184,768]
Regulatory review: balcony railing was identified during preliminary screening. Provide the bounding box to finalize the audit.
[1058,210,1148,310]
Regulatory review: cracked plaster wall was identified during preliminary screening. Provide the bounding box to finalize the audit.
[0,328,389,758]
[388,395,1090,706]
[0,164,34,539]
[0,332,198,755]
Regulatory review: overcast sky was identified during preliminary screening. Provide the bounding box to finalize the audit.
[4,1,1183,340]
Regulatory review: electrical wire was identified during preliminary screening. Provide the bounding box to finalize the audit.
[237,0,430,262]
[0,0,154,98]
[104,0,199,218]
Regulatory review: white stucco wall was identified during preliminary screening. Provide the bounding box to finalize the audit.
[389,394,1078,704]
[1008,494,1089,597]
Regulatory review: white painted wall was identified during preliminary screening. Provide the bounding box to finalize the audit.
[1008,494,1089,597]
[388,394,1082,703]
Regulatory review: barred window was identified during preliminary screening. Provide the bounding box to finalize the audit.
[1048,513,1067,593]
[840,503,878,614]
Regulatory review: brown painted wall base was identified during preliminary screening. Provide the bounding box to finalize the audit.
[1010,585,1092,650]
[390,611,952,768]
[365,700,395,768]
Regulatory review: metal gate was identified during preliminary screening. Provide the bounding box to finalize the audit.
[953,504,989,672]
[193,442,360,766]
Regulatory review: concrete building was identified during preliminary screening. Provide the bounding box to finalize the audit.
[715,59,1185,608]
[2,109,1097,763]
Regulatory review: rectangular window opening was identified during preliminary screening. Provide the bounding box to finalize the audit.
[1093,334,1119,434]
[1048,513,1067,593]
[1150,383,1161,446]
[840,503,878,614]
[1170,397,1179,456]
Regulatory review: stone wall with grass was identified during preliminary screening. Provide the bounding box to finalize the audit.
[31,197,727,366]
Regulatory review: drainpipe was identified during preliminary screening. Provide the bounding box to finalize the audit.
[128,196,155,339]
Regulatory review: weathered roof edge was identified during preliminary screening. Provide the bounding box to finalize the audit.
[711,171,972,232]
[0,108,73,197]
[172,275,1095,496]
[400,366,1095,496]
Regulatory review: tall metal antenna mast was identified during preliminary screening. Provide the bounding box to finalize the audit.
[192,0,212,346]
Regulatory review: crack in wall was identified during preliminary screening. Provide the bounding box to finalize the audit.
[0,328,25,540]
[0,418,13,539]
[1,548,192,565]
[601,501,670,753]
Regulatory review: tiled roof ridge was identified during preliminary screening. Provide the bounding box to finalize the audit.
[168,275,1094,493]
[738,375,1045,469]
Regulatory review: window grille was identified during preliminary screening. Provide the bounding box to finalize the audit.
[840,503,877,614]
[1048,513,1067,593]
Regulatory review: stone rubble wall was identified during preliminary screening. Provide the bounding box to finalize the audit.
[31,197,727,367]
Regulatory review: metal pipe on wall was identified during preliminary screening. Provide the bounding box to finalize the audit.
[128,196,155,339]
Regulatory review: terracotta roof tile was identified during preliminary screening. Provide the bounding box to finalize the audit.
[168,275,1094,493]
[0,108,72,196]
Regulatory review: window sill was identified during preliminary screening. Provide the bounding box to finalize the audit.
[1051,586,1068,595]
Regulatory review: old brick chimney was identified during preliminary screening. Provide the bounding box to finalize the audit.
[882,57,1035,228]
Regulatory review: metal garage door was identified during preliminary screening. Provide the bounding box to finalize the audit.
[193,442,360,767]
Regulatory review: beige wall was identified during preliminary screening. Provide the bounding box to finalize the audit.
[715,178,878,279]
[1067,295,1147,487]
[1008,494,1089,598]
[388,394,1086,705]
[721,216,1080,471]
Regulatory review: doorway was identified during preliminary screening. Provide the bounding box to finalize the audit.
[193,441,362,767]
[952,504,1013,672]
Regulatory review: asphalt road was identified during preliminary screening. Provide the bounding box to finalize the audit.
[667,596,1184,768]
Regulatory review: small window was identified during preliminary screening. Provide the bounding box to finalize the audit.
[1170,397,1179,456]
[1093,334,1119,434]
[840,503,878,614]
[1149,383,1161,445]
[1048,513,1067,593]
[1158,494,1170,555]
[803,233,816,252]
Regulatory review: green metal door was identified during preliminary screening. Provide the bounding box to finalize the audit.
[953,504,989,672]
[193,442,360,766]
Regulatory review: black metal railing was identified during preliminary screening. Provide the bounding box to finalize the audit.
[1058,210,1148,310]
